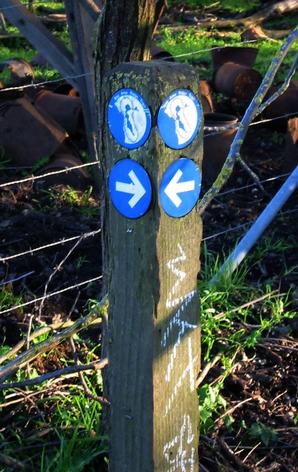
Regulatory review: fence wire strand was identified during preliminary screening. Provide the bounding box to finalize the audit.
[0,111,296,190]
[0,161,100,189]
[202,206,298,242]
[0,229,101,263]
[0,275,103,316]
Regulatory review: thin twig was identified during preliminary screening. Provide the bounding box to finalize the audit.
[218,437,251,471]
[196,354,222,387]
[0,317,101,366]
[215,397,253,424]
[236,155,268,195]
[0,295,108,382]
[0,359,108,391]
[0,271,35,287]
[242,442,262,463]
[214,290,279,320]
[38,235,84,321]
[70,337,109,405]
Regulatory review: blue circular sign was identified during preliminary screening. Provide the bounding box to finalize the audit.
[109,159,152,219]
[157,89,202,150]
[159,158,201,218]
[107,88,151,149]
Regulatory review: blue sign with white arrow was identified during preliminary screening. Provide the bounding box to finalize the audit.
[159,158,201,218]
[108,88,152,149]
[109,159,152,219]
[157,89,202,150]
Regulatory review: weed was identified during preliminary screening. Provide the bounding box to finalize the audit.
[246,422,278,446]
[0,287,23,313]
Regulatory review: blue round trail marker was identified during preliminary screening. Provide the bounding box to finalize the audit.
[107,88,151,149]
[159,158,201,218]
[109,159,152,219]
[157,89,202,150]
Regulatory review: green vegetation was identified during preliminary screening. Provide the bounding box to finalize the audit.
[168,0,261,14]
[0,286,23,313]
[0,1,297,469]
[198,232,297,435]
[158,26,298,81]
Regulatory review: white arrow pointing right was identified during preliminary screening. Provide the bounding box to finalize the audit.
[164,169,195,208]
[116,170,146,208]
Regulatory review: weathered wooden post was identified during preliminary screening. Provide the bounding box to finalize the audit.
[102,61,203,471]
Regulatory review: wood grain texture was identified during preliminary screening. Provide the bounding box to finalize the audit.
[103,61,203,472]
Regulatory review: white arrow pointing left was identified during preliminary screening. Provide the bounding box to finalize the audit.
[116,170,146,208]
[164,169,195,208]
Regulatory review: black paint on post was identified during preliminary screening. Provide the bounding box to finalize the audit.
[102,61,203,472]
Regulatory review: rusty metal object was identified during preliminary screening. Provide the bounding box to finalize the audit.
[214,62,262,102]
[263,81,298,123]
[211,46,258,70]
[36,144,92,190]
[54,83,79,97]
[199,80,214,113]
[34,89,83,136]
[282,117,298,173]
[0,96,67,167]
[150,44,174,61]
[30,52,50,68]
[203,112,238,187]
[0,59,34,86]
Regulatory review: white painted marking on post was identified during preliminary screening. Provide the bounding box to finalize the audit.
[164,169,195,208]
[163,414,195,472]
[166,244,187,310]
[115,169,146,208]
[164,338,198,416]
[162,291,196,349]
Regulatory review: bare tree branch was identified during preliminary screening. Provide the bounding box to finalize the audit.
[0,318,101,366]
[0,358,108,392]
[198,0,298,28]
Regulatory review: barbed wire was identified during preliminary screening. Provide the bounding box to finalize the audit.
[0,160,100,189]
[1,205,297,314]
[0,171,291,266]
[0,73,92,94]
[0,228,101,263]
[214,172,290,198]
[202,206,298,242]
[0,109,296,190]
[0,275,103,316]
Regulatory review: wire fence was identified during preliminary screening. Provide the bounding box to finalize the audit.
[0,3,297,321]
[0,275,103,316]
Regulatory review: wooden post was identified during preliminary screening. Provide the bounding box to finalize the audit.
[102,61,203,471]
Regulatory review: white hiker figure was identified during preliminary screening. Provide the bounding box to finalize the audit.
[116,96,146,145]
[165,96,197,145]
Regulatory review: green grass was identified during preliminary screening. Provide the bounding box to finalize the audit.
[0,287,23,313]
[158,26,298,82]
[168,0,261,14]
[198,234,297,434]
[0,334,107,471]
